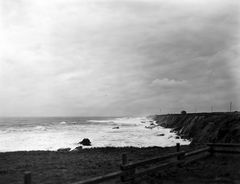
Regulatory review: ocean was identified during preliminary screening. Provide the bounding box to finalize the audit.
[0,116,190,152]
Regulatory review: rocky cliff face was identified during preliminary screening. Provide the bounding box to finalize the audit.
[154,113,240,144]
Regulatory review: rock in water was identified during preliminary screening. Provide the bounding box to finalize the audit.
[79,138,91,146]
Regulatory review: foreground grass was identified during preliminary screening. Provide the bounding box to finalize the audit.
[0,146,191,184]
[1,146,239,184]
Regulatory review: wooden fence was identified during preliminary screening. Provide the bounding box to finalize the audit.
[24,143,240,184]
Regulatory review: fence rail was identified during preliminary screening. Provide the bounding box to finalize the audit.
[207,143,240,154]
[121,151,185,170]
[184,147,210,157]
[134,159,184,178]
[23,143,240,184]
[207,143,240,147]
[72,171,122,184]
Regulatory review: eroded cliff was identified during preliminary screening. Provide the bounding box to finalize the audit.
[154,112,240,144]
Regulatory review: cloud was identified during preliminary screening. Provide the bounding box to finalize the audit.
[0,0,239,116]
[150,78,188,88]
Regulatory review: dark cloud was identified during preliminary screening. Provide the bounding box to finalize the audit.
[0,0,239,116]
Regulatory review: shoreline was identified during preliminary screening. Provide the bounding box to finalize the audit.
[0,116,190,152]
[153,112,240,144]
[0,144,192,154]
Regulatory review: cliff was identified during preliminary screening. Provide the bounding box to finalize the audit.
[153,112,240,144]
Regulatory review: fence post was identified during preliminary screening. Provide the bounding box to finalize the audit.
[176,143,184,167]
[122,153,128,165]
[120,154,135,184]
[208,144,214,156]
[176,143,180,152]
[24,171,31,184]
[176,143,181,160]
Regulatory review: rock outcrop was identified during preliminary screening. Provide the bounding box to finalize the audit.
[153,112,240,144]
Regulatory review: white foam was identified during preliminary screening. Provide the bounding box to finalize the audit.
[34,126,46,131]
[87,120,115,124]
[0,117,190,152]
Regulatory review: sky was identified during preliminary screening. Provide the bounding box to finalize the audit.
[0,0,240,116]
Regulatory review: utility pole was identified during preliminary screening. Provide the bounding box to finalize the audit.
[230,102,232,112]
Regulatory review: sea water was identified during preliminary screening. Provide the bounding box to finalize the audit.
[0,117,190,152]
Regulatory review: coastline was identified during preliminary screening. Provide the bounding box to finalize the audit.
[1,112,240,184]
[0,116,190,152]
[153,112,240,144]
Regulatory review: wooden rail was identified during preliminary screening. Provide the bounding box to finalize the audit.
[207,143,240,154]
[72,171,123,184]
[23,143,240,184]
[184,147,210,157]
[121,151,185,170]
[207,143,240,147]
[134,159,184,178]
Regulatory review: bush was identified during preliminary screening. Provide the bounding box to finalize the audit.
[181,110,187,115]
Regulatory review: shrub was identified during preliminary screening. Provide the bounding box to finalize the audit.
[181,110,187,115]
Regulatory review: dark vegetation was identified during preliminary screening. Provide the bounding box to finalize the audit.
[0,146,190,184]
[144,155,240,184]
[181,110,187,115]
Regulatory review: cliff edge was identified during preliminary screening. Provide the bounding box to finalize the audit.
[153,112,240,144]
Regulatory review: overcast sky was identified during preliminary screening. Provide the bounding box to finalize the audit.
[0,0,240,116]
